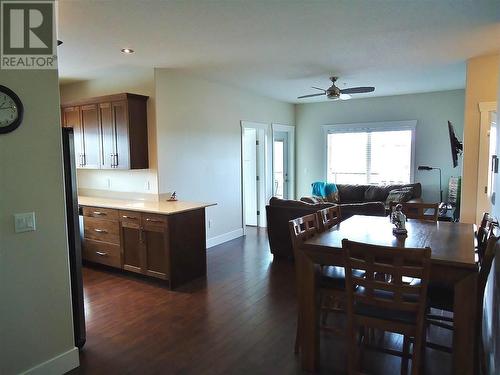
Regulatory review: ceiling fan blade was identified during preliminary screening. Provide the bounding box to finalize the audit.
[339,93,351,100]
[311,86,326,92]
[340,86,375,94]
[297,93,326,99]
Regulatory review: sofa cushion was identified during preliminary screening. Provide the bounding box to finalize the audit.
[364,185,389,202]
[337,184,367,203]
[269,197,334,210]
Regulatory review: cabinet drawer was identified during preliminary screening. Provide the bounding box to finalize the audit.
[82,206,119,220]
[84,217,120,244]
[83,239,121,268]
[142,213,168,226]
[119,210,142,224]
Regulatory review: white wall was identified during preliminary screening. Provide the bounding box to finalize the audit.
[295,90,465,202]
[154,69,294,244]
[60,67,158,196]
[0,71,78,373]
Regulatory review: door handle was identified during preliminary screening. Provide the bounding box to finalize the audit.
[94,228,108,233]
[139,227,144,243]
[96,251,107,256]
[93,211,106,216]
[122,215,137,220]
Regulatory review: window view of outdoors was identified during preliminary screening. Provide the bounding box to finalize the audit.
[327,130,412,185]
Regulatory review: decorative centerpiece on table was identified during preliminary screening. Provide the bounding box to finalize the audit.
[167,191,178,201]
[391,203,407,236]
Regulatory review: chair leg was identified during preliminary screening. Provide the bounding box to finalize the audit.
[294,314,300,354]
[411,333,424,375]
[401,335,410,375]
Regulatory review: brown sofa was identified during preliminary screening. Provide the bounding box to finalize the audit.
[302,183,422,206]
[266,197,386,259]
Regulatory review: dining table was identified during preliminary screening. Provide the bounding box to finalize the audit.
[297,214,478,375]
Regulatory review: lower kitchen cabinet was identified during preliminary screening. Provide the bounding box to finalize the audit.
[81,205,207,289]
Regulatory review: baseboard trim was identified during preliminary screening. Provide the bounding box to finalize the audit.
[22,347,79,375]
[207,228,244,248]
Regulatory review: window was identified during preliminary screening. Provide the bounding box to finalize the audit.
[325,121,415,185]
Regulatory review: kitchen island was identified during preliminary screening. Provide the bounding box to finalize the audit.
[79,196,215,289]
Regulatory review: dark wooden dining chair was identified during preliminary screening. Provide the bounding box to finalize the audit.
[342,239,431,375]
[317,206,341,231]
[400,202,439,222]
[426,235,500,361]
[476,213,498,264]
[289,213,347,354]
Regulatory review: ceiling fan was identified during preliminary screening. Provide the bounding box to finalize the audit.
[297,76,375,100]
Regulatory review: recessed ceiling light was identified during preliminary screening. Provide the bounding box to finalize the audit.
[121,48,134,54]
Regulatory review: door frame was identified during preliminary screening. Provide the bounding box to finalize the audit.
[272,124,295,200]
[476,101,498,224]
[241,121,272,234]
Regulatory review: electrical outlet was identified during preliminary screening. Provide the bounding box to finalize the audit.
[14,212,36,233]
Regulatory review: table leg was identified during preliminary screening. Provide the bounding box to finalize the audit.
[299,249,319,371]
[452,272,478,375]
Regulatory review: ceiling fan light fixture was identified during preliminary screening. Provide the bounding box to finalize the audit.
[120,48,135,54]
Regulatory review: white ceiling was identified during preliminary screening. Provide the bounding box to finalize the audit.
[57,0,500,103]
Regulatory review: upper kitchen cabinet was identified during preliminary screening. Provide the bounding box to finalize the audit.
[61,93,149,170]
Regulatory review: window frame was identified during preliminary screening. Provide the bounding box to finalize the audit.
[322,120,417,185]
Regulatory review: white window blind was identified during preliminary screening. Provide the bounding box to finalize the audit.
[326,127,414,185]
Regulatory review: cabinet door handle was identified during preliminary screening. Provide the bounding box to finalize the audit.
[145,218,163,223]
[96,251,107,256]
[122,215,137,220]
[139,227,144,243]
[94,228,108,233]
[93,211,106,216]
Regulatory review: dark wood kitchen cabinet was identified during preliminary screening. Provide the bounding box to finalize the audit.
[120,211,170,281]
[61,93,149,170]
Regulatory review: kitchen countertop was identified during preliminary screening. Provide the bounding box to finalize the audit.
[78,196,216,216]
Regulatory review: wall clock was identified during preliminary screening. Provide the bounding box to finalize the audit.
[0,85,24,134]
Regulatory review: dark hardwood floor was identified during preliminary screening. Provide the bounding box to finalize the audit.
[69,227,452,375]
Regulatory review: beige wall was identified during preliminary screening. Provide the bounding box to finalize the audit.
[0,71,78,373]
[461,54,500,224]
[60,67,158,196]
[154,69,294,243]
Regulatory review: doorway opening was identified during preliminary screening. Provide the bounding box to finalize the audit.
[272,124,295,200]
[241,121,270,232]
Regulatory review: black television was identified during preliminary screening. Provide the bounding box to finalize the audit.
[448,121,463,168]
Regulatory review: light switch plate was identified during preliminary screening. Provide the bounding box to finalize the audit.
[14,212,36,233]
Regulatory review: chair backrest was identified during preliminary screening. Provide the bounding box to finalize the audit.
[317,206,341,231]
[399,202,439,222]
[342,239,431,318]
[479,235,500,301]
[288,213,320,250]
[477,216,498,264]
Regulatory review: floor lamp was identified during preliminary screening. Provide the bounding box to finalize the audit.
[418,166,443,202]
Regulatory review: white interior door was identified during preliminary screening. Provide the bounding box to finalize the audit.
[477,104,497,224]
[241,121,271,230]
[243,128,258,226]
